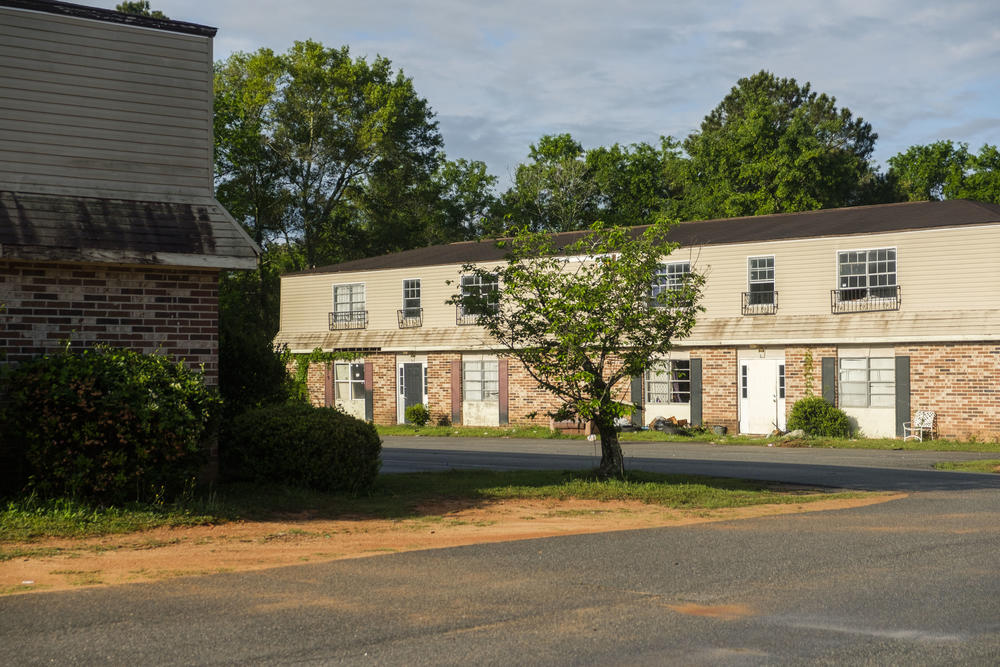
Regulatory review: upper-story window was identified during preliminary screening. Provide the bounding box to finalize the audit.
[646,360,691,404]
[743,256,777,315]
[833,248,899,313]
[650,261,690,307]
[399,278,422,328]
[331,282,367,329]
[457,274,499,324]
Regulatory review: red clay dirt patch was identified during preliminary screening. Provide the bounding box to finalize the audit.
[1,494,902,596]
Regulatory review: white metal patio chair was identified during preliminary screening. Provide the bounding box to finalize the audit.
[903,410,936,442]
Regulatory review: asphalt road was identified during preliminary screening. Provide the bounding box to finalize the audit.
[382,435,1000,491]
[3,439,999,665]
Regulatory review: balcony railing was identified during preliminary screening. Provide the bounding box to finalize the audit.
[741,291,778,316]
[456,305,479,326]
[329,310,368,330]
[830,285,900,314]
[397,308,423,328]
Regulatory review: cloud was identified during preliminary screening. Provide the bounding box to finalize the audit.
[94,0,1000,181]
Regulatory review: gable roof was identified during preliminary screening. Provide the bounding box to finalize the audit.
[293,199,1000,276]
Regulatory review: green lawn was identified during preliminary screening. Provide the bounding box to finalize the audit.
[933,459,1000,473]
[0,469,866,543]
[378,424,1000,453]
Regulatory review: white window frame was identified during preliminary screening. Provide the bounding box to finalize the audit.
[332,283,366,315]
[645,359,691,405]
[836,247,897,299]
[459,273,499,316]
[747,255,775,304]
[463,359,499,402]
[334,362,365,402]
[650,261,690,307]
[401,278,421,314]
[839,357,895,408]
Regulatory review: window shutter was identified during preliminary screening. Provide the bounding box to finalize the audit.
[895,356,910,437]
[630,375,643,427]
[451,359,462,425]
[822,357,836,405]
[364,361,374,421]
[690,358,703,426]
[498,358,509,425]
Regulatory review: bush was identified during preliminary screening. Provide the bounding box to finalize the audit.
[222,402,381,493]
[787,396,852,437]
[405,403,431,426]
[0,347,220,503]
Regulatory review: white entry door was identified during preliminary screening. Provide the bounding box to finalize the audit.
[739,359,786,434]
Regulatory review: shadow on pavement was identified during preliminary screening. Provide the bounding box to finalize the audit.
[381,447,1000,492]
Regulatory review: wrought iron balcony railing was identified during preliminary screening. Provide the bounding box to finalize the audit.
[397,308,423,328]
[329,310,368,330]
[830,285,900,314]
[456,305,480,326]
[741,291,778,315]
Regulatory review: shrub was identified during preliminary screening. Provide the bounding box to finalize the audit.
[222,402,381,493]
[405,403,431,426]
[0,347,220,503]
[787,396,852,437]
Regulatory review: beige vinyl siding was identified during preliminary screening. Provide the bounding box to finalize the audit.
[0,7,212,201]
[279,224,1000,350]
[281,262,506,335]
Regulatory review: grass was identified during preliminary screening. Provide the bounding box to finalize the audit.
[933,459,1000,473]
[378,424,1000,452]
[1,469,864,543]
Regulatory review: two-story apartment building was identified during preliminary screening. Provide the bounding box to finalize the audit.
[0,0,258,381]
[276,199,1000,440]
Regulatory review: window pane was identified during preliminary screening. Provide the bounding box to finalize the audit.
[840,358,867,370]
[351,383,365,400]
[335,364,349,381]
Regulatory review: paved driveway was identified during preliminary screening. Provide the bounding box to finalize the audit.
[3,438,998,665]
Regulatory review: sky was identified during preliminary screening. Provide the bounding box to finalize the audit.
[94,0,1000,187]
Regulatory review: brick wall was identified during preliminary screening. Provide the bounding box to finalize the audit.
[690,346,738,432]
[899,342,1000,440]
[507,355,632,425]
[0,260,219,383]
[427,352,459,424]
[369,353,396,425]
[784,345,837,418]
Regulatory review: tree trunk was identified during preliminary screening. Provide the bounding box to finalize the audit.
[596,418,624,479]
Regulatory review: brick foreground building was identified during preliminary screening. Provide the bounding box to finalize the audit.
[0,1,258,380]
[277,199,1000,440]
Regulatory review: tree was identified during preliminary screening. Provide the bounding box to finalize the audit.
[496,134,688,234]
[683,71,880,219]
[450,218,703,478]
[214,41,443,270]
[115,1,168,18]
[888,141,1000,204]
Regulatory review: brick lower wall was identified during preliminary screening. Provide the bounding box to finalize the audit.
[0,260,220,383]
[690,346,738,432]
[899,342,1000,440]
[784,345,837,418]
[427,353,459,425]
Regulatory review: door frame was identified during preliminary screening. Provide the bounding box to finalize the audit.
[739,358,786,434]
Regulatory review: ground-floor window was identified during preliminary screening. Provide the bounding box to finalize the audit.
[839,357,894,407]
[335,362,365,400]
[463,360,498,401]
[646,360,690,404]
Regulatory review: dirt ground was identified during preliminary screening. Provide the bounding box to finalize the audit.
[1,494,901,596]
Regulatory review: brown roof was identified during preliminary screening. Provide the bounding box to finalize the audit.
[0,191,259,269]
[0,0,217,37]
[293,199,1000,275]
